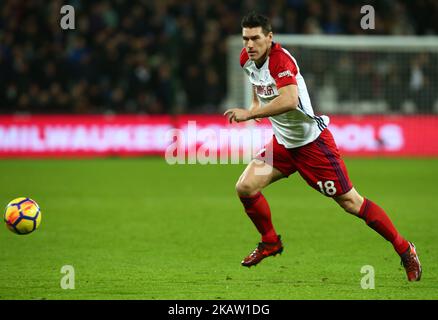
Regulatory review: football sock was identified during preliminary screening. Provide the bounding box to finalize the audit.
[239,192,279,243]
[358,198,410,255]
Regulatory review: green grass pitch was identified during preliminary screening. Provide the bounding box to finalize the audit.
[0,157,437,300]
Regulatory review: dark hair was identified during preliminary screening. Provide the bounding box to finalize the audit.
[241,11,272,35]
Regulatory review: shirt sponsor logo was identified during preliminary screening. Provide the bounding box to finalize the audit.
[278,70,293,78]
[256,85,274,96]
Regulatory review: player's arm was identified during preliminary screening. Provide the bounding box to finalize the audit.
[248,86,262,122]
[249,84,298,119]
[249,86,260,110]
[224,84,298,123]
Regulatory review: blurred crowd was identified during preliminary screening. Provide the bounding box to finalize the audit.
[296,49,438,114]
[1,0,437,115]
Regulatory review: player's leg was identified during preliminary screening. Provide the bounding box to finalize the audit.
[236,159,284,244]
[236,159,284,196]
[295,128,421,281]
[296,128,410,255]
[334,187,409,255]
[236,159,286,267]
[236,135,296,267]
[334,188,422,281]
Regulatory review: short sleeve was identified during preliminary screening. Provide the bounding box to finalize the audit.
[268,52,298,89]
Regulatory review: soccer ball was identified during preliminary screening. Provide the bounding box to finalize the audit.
[4,197,42,235]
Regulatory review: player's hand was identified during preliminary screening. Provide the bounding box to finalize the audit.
[223,108,253,123]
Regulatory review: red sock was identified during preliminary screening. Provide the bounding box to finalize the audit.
[239,192,278,243]
[359,198,409,255]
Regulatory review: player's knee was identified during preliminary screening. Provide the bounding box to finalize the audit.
[235,180,259,197]
[342,201,356,214]
[339,198,361,215]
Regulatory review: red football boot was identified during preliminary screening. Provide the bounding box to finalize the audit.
[400,242,422,281]
[241,236,283,267]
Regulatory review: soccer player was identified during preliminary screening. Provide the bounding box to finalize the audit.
[224,12,422,281]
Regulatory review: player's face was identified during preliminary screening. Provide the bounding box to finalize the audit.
[242,27,273,64]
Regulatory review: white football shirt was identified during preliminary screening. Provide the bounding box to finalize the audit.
[240,42,329,148]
